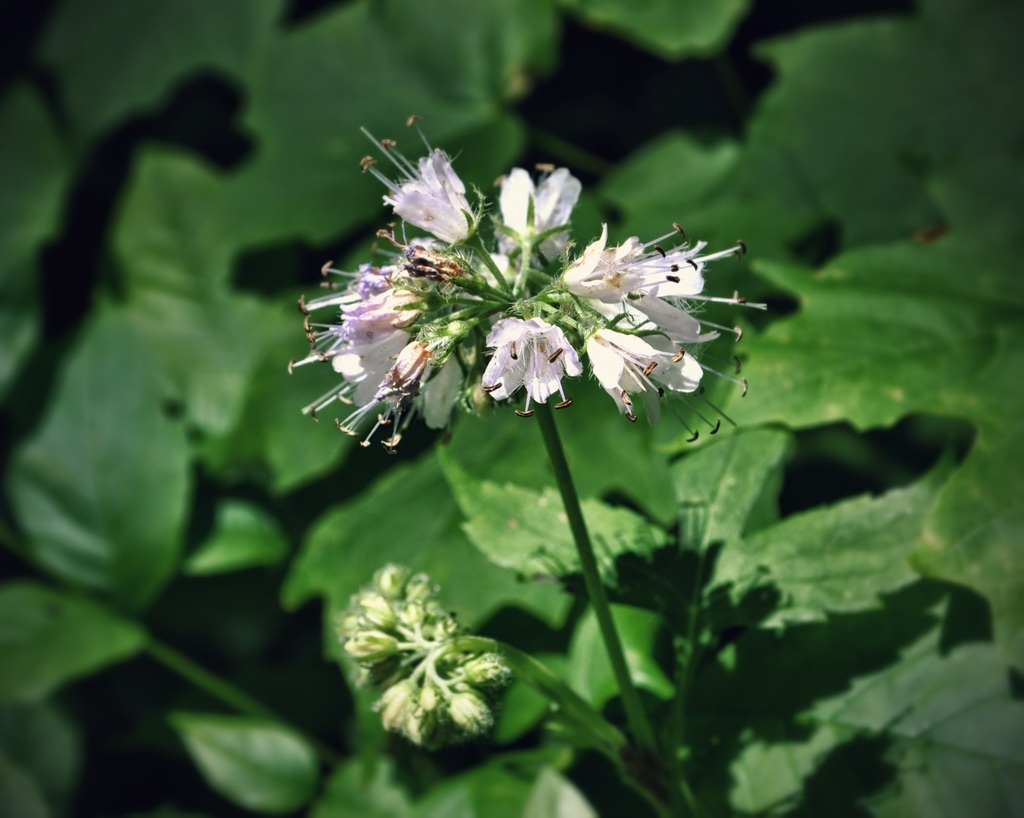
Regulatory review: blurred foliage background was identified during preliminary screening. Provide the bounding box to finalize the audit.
[1,0,1022,815]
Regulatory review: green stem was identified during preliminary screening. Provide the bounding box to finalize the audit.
[146,637,343,766]
[534,405,656,752]
[466,233,513,295]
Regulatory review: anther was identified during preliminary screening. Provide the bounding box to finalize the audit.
[642,362,657,376]
[554,399,573,409]
[535,162,556,173]
[309,407,318,422]
[297,295,308,315]
[741,378,749,397]
[734,326,744,342]
[666,274,681,283]
[673,222,686,238]
[287,359,296,375]
[657,387,665,397]
[733,356,742,374]
[733,290,748,304]
[737,239,747,255]
[380,138,396,150]
[654,245,667,258]
[670,264,680,272]
[688,259,698,270]
[619,390,633,406]
[548,348,564,364]
[510,343,518,361]
[482,383,502,393]
[359,156,375,173]
[687,430,699,443]
[321,260,334,275]
[710,419,721,435]
[515,409,535,418]
[406,114,422,126]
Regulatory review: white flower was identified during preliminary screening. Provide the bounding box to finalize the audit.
[482,317,582,415]
[420,358,462,429]
[498,167,581,258]
[586,328,703,423]
[369,140,474,244]
[564,223,744,304]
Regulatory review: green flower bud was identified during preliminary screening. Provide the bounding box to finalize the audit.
[334,613,360,640]
[449,690,492,735]
[404,573,436,603]
[356,591,396,630]
[417,683,442,713]
[374,564,410,600]
[377,679,416,733]
[344,630,398,662]
[463,654,511,688]
[356,656,401,688]
[404,698,449,748]
[399,601,426,628]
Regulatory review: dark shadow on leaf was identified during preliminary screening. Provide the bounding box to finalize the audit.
[782,734,894,818]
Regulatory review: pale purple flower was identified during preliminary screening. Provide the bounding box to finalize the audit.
[482,317,582,415]
[366,136,473,244]
[498,167,581,258]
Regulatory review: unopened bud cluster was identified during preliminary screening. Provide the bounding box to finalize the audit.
[291,118,763,450]
[337,565,510,749]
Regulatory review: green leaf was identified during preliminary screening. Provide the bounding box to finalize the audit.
[440,448,664,583]
[6,309,190,608]
[669,427,793,548]
[562,0,751,59]
[750,0,1024,245]
[817,633,1024,817]
[567,605,673,709]
[523,766,597,818]
[309,757,412,818]
[227,0,555,245]
[184,500,289,576]
[0,86,67,398]
[493,654,565,745]
[712,467,946,625]
[0,582,145,704]
[0,754,48,818]
[39,0,280,142]
[412,763,534,818]
[114,149,268,435]
[170,713,318,814]
[198,294,353,493]
[281,451,569,638]
[0,702,79,816]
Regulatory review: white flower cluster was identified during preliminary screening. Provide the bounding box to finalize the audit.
[291,124,762,449]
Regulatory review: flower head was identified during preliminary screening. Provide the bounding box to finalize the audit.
[292,121,761,447]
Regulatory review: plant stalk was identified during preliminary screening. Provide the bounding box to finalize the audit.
[534,405,656,753]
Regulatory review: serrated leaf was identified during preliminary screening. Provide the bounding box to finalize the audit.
[114,149,268,435]
[228,0,555,245]
[712,466,946,625]
[184,500,289,576]
[0,702,79,816]
[563,0,750,59]
[0,582,145,704]
[567,605,673,709]
[170,713,318,814]
[440,449,664,583]
[6,310,190,608]
[281,451,569,637]
[750,0,1024,246]
[40,0,281,142]
[309,757,412,818]
[0,86,67,399]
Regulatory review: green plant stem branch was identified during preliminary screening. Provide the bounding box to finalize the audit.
[454,635,626,754]
[145,637,343,766]
[534,405,656,753]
